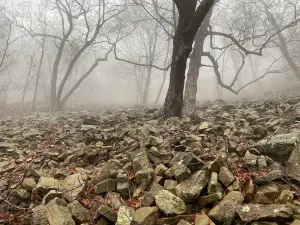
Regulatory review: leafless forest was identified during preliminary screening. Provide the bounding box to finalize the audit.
[1,0,300,225]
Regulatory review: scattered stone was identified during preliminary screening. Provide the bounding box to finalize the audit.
[195,214,215,225]
[32,205,49,225]
[22,178,37,192]
[237,204,292,221]
[97,204,117,223]
[218,167,235,187]
[253,184,279,204]
[155,190,186,215]
[197,192,223,207]
[62,173,85,202]
[207,172,218,194]
[141,183,164,207]
[116,206,135,225]
[208,191,244,225]
[135,168,154,186]
[68,200,92,223]
[45,197,75,225]
[155,164,168,176]
[177,219,192,225]
[132,207,159,225]
[132,151,150,172]
[176,170,209,203]
[276,190,294,204]
[175,166,191,183]
[164,180,177,193]
[11,188,30,200]
[95,179,117,194]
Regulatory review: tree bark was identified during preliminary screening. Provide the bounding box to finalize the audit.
[163,0,215,117]
[32,38,46,111]
[182,8,213,114]
[264,4,300,81]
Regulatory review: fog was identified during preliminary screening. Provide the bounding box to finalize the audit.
[1,0,300,114]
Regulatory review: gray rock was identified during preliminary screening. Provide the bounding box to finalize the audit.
[197,192,223,207]
[251,132,299,161]
[135,168,154,186]
[176,170,209,203]
[164,180,177,193]
[236,204,292,222]
[45,197,75,225]
[218,167,235,187]
[155,190,186,215]
[32,205,49,225]
[116,206,134,225]
[175,166,191,183]
[276,190,294,204]
[36,177,61,195]
[132,207,159,225]
[177,219,192,225]
[148,147,173,164]
[141,183,164,207]
[169,152,204,173]
[253,184,279,204]
[195,214,215,225]
[207,172,218,194]
[97,205,117,222]
[11,188,30,200]
[95,179,117,194]
[132,151,150,173]
[68,200,92,223]
[62,173,85,202]
[155,164,168,176]
[208,191,244,225]
[22,178,37,192]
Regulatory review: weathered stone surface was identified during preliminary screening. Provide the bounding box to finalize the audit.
[175,166,191,183]
[22,178,36,192]
[208,191,244,225]
[292,220,300,225]
[164,180,177,193]
[45,198,75,225]
[207,172,218,194]
[237,204,292,222]
[195,215,215,225]
[208,155,223,173]
[177,219,192,225]
[148,147,173,164]
[253,184,279,204]
[286,137,300,182]
[132,151,149,172]
[97,205,117,222]
[176,170,209,203]
[244,179,255,202]
[135,168,154,185]
[155,164,168,176]
[197,192,223,207]
[141,183,164,207]
[95,179,117,194]
[251,132,299,161]
[62,173,85,202]
[218,167,235,187]
[276,190,294,204]
[11,188,30,200]
[32,205,49,225]
[116,206,134,225]
[169,152,204,173]
[36,177,61,194]
[155,215,193,225]
[68,200,92,223]
[155,190,186,215]
[131,207,159,225]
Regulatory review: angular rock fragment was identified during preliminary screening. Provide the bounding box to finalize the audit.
[155,190,186,215]
[116,206,134,225]
[68,200,92,223]
[97,205,117,223]
[131,207,159,225]
[237,204,292,221]
[95,179,117,194]
[176,170,209,203]
[218,167,235,187]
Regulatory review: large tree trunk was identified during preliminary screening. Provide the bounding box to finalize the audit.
[182,8,213,114]
[163,0,215,117]
[264,4,300,81]
[142,66,153,105]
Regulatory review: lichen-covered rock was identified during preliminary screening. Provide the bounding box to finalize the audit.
[251,132,299,161]
[116,206,134,225]
[132,151,150,172]
[155,190,186,215]
[36,177,61,194]
[176,170,209,203]
[135,168,154,185]
[95,179,117,194]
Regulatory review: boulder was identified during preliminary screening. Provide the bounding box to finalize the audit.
[22,178,37,192]
[135,168,154,186]
[276,190,294,204]
[197,192,223,207]
[32,205,49,225]
[236,204,292,222]
[62,173,85,202]
[208,191,244,225]
[132,151,150,172]
[176,170,209,203]
[36,177,61,195]
[155,164,168,176]
[207,172,218,194]
[164,180,177,193]
[155,190,186,215]
[141,183,164,207]
[169,152,204,173]
[251,132,299,161]
[177,219,192,225]
[253,184,279,204]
